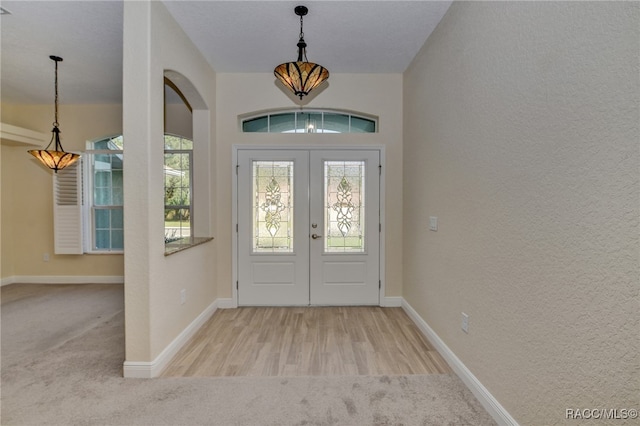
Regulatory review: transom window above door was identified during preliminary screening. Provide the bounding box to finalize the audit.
[241,110,377,133]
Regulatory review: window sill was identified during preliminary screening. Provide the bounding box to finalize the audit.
[85,250,124,255]
[164,236,213,256]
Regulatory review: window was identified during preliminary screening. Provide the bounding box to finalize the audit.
[164,134,193,243]
[84,136,124,252]
[81,133,195,253]
[241,110,377,133]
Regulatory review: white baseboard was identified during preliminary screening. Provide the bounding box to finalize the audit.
[123,298,220,378]
[1,275,124,286]
[401,299,519,426]
[216,298,236,309]
[1,276,16,286]
[381,296,402,307]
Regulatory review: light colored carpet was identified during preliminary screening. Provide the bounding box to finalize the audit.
[1,284,496,426]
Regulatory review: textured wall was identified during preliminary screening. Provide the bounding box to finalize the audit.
[403,2,639,424]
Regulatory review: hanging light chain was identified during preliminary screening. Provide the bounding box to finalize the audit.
[298,12,308,62]
[51,55,62,127]
[299,13,304,40]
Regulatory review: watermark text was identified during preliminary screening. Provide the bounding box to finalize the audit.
[566,408,638,420]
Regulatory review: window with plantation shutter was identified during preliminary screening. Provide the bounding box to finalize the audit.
[52,160,83,254]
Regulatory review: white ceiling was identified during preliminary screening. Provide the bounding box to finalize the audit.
[0,0,451,105]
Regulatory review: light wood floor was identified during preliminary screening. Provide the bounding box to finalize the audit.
[163,307,451,377]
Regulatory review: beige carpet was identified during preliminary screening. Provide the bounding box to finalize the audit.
[1,284,496,425]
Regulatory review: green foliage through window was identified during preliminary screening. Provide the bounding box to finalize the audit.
[164,134,193,243]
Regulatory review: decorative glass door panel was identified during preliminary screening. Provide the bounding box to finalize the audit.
[310,151,380,305]
[238,151,309,306]
[324,161,365,253]
[253,161,294,253]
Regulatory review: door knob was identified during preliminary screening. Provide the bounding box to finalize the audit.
[311,234,323,239]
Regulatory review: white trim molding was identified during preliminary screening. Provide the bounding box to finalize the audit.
[215,298,236,309]
[381,296,402,307]
[401,299,519,426]
[1,275,124,286]
[1,276,16,286]
[0,122,48,146]
[123,298,220,378]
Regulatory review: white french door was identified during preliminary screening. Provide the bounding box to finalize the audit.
[237,149,380,306]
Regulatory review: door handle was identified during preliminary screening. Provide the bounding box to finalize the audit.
[311,234,323,239]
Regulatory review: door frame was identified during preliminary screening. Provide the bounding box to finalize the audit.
[231,145,386,307]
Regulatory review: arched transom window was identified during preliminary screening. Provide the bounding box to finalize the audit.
[241,110,377,133]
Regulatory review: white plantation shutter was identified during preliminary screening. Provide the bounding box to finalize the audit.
[53,160,83,254]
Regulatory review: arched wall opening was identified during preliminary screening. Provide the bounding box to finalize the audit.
[123,0,218,377]
[164,70,211,238]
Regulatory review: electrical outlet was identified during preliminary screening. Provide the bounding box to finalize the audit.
[461,312,469,333]
[43,253,50,262]
[429,216,438,231]
[180,289,186,305]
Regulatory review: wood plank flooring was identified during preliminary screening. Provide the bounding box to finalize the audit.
[162,307,451,377]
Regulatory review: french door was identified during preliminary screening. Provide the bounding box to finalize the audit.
[237,149,380,306]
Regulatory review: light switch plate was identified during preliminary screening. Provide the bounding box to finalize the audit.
[429,216,438,231]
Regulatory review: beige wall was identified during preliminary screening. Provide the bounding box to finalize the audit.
[1,144,14,278]
[403,2,639,424]
[215,73,403,301]
[123,1,217,363]
[1,104,124,281]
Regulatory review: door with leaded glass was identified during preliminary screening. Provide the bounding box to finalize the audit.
[308,150,380,305]
[237,149,380,306]
[237,150,309,305]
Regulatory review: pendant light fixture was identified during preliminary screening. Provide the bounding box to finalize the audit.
[274,5,329,100]
[28,55,80,173]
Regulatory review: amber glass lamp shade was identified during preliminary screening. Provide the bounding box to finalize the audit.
[274,61,329,99]
[29,150,80,171]
[28,126,80,173]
